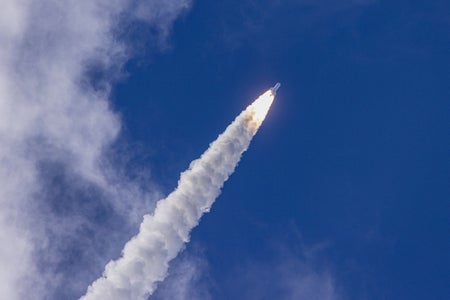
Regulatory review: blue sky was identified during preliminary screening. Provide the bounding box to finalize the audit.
[0,0,448,299]
[113,1,448,299]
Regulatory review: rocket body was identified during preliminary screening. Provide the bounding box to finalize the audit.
[270,83,281,95]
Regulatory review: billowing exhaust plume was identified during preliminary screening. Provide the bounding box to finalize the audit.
[81,88,277,299]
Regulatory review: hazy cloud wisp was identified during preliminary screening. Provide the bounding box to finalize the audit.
[0,0,190,299]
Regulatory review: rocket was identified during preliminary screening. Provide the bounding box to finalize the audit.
[270,83,281,95]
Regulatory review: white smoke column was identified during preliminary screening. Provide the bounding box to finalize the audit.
[82,89,276,299]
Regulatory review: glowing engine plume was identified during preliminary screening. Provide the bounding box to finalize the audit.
[81,87,277,300]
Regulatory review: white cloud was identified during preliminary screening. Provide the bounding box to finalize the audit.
[0,0,190,299]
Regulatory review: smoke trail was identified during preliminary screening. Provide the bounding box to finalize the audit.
[81,89,276,299]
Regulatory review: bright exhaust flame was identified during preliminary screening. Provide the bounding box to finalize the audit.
[247,90,275,128]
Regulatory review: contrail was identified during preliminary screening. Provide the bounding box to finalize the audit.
[81,85,279,300]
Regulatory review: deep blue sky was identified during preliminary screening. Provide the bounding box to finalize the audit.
[113,1,448,299]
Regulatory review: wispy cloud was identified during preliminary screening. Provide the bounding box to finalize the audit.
[151,245,212,300]
[152,230,341,300]
[220,235,340,300]
[0,0,190,299]
[235,251,339,300]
